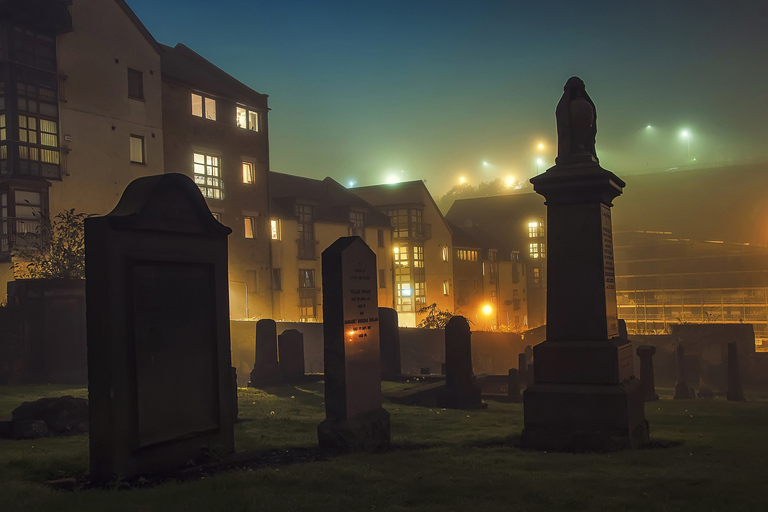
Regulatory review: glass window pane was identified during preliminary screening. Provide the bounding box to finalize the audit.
[242,162,253,183]
[130,136,144,163]
[191,94,203,117]
[248,111,258,131]
[244,217,254,238]
[204,97,216,120]
[236,107,246,129]
[194,152,205,164]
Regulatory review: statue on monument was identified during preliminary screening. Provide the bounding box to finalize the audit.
[555,77,599,165]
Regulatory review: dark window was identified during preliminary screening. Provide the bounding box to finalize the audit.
[378,229,385,247]
[127,68,144,99]
[299,269,315,288]
[273,268,282,291]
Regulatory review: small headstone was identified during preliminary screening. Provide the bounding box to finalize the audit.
[378,307,401,378]
[635,345,659,402]
[507,368,521,403]
[618,319,628,339]
[85,173,235,483]
[318,237,390,451]
[674,344,692,399]
[249,319,283,387]
[727,342,746,402]
[439,316,483,409]
[11,396,89,436]
[278,329,305,381]
[517,353,528,387]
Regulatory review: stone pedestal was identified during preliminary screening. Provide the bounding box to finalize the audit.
[521,79,647,451]
[636,345,659,402]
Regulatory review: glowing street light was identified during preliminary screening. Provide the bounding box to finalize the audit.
[458,176,467,185]
[535,157,544,174]
[537,142,545,151]
[680,129,691,162]
[347,179,357,188]
[481,304,493,316]
[504,175,516,188]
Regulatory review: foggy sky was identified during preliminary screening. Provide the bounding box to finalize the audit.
[128,0,768,196]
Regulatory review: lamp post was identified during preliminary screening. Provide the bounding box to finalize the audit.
[681,130,691,162]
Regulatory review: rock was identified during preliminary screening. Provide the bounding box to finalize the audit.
[12,396,89,436]
[14,420,51,439]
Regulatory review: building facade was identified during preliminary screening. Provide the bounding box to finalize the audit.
[269,172,393,322]
[353,181,453,327]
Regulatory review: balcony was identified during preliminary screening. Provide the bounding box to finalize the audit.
[297,238,317,260]
[0,142,63,180]
[0,217,43,256]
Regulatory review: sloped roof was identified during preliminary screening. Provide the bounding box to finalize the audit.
[269,172,391,227]
[160,43,267,107]
[116,0,162,53]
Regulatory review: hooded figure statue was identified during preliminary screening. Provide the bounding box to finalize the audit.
[555,77,599,165]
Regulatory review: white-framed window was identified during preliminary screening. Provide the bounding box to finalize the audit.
[244,216,256,239]
[442,246,449,261]
[191,93,216,120]
[270,219,281,240]
[193,152,223,199]
[129,135,145,164]
[242,161,255,184]
[236,106,259,131]
[443,280,450,296]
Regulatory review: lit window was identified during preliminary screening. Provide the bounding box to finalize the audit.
[127,68,143,99]
[193,152,223,199]
[271,219,281,240]
[443,280,450,296]
[529,243,540,258]
[236,106,259,131]
[299,269,315,288]
[191,93,216,120]
[528,221,539,237]
[242,161,255,184]
[129,135,144,164]
[211,212,222,222]
[442,246,448,261]
[244,216,256,239]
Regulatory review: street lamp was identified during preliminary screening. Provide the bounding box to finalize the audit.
[535,158,544,174]
[680,129,691,162]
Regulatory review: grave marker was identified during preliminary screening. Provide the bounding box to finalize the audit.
[278,329,305,382]
[85,174,234,482]
[318,237,390,450]
[440,316,483,409]
[249,319,283,387]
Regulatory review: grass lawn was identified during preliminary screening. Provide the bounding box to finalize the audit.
[1,382,767,512]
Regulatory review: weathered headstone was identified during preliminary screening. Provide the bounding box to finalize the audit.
[636,345,659,402]
[85,173,234,483]
[318,237,390,450]
[518,353,528,387]
[439,316,483,409]
[278,329,305,382]
[249,319,283,387]
[378,307,401,378]
[522,78,647,451]
[507,368,521,403]
[674,344,692,399]
[726,342,745,402]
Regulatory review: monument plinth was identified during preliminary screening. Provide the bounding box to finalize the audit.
[521,77,648,451]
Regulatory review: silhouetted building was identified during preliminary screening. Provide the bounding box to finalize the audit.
[352,181,454,327]
[269,172,393,322]
[445,194,546,328]
[161,43,272,319]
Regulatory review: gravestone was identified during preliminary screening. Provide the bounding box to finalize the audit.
[249,319,283,387]
[726,342,745,402]
[507,368,521,403]
[318,237,390,450]
[526,363,535,389]
[85,173,234,483]
[278,329,305,382]
[636,345,659,402]
[518,353,528,387]
[439,316,483,409]
[522,78,647,451]
[674,345,692,399]
[378,307,401,378]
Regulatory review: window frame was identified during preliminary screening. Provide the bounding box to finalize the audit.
[191,92,217,121]
[192,151,223,199]
[236,105,260,131]
[129,134,145,164]
[270,219,281,240]
[242,161,255,184]
[127,68,144,100]
[244,216,256,239]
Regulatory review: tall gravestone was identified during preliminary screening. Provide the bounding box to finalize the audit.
[318,237,390,450]
[278,329,305,382]
[378,307,401,378]
[636,345,659,402]
[522,78,648,451]
[85,173,235,482]
[726,342,745,402]
[518,353,528,387]
[249,319,283,387]
[674,344,692,399]
[440,316,483,408]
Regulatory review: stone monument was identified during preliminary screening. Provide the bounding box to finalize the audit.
[726,342,745,402]
[249,319,283,387]
[522,78,648,451]
[278,329,305,382]
[318,237,390,450]
[636,345,659,402]
[85,173,235,482]
[378,307,402,378]
[507,368,522,403]
[439,316,483,409]
[673,344,692,399]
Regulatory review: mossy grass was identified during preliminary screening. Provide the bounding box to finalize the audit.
[1,383,767,511]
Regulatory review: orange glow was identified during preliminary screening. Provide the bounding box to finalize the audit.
[481,304,493,316]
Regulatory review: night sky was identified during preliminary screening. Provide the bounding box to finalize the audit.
[128,0,768,196]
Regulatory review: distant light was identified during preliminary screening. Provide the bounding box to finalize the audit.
[459,176,467,184]
[646,125,652,129]
[481,304,493,316]
[537,143,545,151]
[482,161,490,167]
[348,180,357,188]
[504,176,516,188]
[681,129,690,139]
[385,174,399,184]
[536,158,544,165]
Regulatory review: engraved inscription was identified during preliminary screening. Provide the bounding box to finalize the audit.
[601,204,619,337]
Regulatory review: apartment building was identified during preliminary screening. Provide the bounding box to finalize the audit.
[160,43,272,319]
[0,0,165,286]
[352,181,453,327]
[269,172,393,322]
